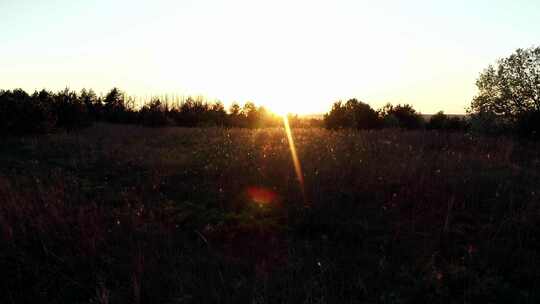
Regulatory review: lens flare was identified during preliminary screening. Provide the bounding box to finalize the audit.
[282,115,307,204]
[247,187,277,205]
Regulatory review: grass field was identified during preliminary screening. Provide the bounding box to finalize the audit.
[2,124,540,303]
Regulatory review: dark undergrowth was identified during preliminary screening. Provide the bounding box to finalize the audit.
[1,124,540,303]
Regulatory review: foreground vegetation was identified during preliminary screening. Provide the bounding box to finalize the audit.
[1,124,540,303]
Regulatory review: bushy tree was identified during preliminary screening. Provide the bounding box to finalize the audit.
[426,111,447,130]
[346,99,381,129]
[324,101,348,129]
[470,46,540,137]
[324,99,380,129]
[379,103,423,129]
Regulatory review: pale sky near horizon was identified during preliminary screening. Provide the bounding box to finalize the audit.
[1,0,539,114]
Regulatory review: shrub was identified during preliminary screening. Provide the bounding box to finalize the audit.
[324,101,349,129]
[379,103,424,129]
[426,111,447,130]
[427,111,469,132]
[324,99,380,130]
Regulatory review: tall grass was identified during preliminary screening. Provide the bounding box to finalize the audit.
[1,125,539,303]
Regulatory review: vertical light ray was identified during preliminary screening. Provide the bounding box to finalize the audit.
[282,115,307,204]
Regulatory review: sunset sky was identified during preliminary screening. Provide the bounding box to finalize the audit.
[2,0,539,114]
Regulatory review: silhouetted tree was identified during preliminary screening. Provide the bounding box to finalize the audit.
[209,102,227,126]
[470,46,540,138]
[176,97,208,127]
[53,88,91,130]
[324,99,380,130]
[80,89,102,121]
[324,101,348,129]
[426,111,447,130]
[243,102,259,128]
[228,102,245,127]
[346,99,381,129]
[139,99,170,127]
[0,89,56,135]
[103,88,129,123]
[379,103,423,129]
[1,87,308,135]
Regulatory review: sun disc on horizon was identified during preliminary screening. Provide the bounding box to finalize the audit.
[261,96,312,116]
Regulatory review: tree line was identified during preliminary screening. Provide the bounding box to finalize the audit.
[325,46,540,139]
[2,46,539,138]
[323,99,468,131]
[0,88,295,136]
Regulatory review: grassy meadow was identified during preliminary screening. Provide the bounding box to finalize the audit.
[1,124,540,303]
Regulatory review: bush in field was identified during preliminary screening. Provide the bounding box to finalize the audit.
[470,46,540,138]
[345,99,381,129]
[324,100,424,130]
[324,101,348,129]
[324,99,380,129]
[427,111,469,131]
[426,111,448,130]
[379,103,424,129]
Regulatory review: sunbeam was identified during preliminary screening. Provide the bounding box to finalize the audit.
[282,115,307,205]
